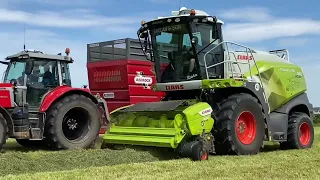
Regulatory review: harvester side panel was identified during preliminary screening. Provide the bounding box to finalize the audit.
[245,61,307,112]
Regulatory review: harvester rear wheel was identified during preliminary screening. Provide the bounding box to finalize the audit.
[44,94,101,150]
[212,93,265,155]
[280,112,314,150]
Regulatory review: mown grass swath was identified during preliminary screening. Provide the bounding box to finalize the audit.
[0,127,319,179]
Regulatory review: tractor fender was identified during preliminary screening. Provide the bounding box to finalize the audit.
[39,86,110,134]
[39,86,98,112]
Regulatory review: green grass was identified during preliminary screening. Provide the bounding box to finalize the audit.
[0,128,319,180]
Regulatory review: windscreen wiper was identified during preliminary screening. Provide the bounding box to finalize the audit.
[196,39,218,55]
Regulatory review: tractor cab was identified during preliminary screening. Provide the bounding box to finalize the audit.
[138,7,225,84]
[1,49,72,108]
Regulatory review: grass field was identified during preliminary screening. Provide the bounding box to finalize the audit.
[0,127,319,180]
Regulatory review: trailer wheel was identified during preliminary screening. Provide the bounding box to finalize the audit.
[212,93,265,155]
[44,94,101,150]
[280,112,314,150]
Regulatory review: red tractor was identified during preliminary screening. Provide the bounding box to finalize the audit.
[0,48,108,150]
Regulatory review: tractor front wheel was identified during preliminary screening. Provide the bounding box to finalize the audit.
[44,94,101,150]
[213,93,265,155]
[0,114,8,151]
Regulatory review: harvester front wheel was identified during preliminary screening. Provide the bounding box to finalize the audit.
[280,112,314,150]
[213,93,265,155]
[191,141,209,161]
[44,94,101,150]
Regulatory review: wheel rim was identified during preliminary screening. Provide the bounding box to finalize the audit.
[236,111,257,145]
[201,150,208,160]
[62,107,90,142]
[299,122,311,146]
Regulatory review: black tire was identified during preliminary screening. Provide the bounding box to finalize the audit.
[16,139,45,148]
[191,141,208,161]
[280,112,314,150]
[212,93,265,155]
[44,94,101,150]
[0,114,8,151]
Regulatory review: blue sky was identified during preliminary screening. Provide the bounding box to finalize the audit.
[0,0,319,106]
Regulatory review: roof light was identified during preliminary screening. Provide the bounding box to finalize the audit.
[65,48,70,55]
[141,20,146,25]
[207,17,214,22]
[190,9,196,16]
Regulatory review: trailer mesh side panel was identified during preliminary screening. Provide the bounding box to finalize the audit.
[87,38,149,62]
[87,38,179,63]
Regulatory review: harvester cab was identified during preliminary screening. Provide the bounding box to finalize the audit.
[0,48,108,151]
[139,8,225,83]
[102,7,314,161]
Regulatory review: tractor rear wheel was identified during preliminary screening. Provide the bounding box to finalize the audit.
[44,94,101,150]
[280,112,314,150]
[212,93,265,155]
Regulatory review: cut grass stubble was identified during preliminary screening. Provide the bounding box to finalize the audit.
[0,127,319,179]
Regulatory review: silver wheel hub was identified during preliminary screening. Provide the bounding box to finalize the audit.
[238,122,246,133]
[67,118,78,130]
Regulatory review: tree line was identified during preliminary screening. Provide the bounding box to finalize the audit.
[313,114,320,124]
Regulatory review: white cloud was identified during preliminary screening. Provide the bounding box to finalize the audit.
[0,8,143,28]
[220,6,272,22]
[6,0,102,6]
[220,7,320,43]
[223,19,320,43]
[277,37,309,47]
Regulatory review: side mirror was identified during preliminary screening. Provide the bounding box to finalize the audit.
[191,37,198,45]
[140,31,148,38]
[25,59,34,75]
[212,23,219,39]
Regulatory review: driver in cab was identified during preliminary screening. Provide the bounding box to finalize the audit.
[27,65,53,86]
[182,46,197,80]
